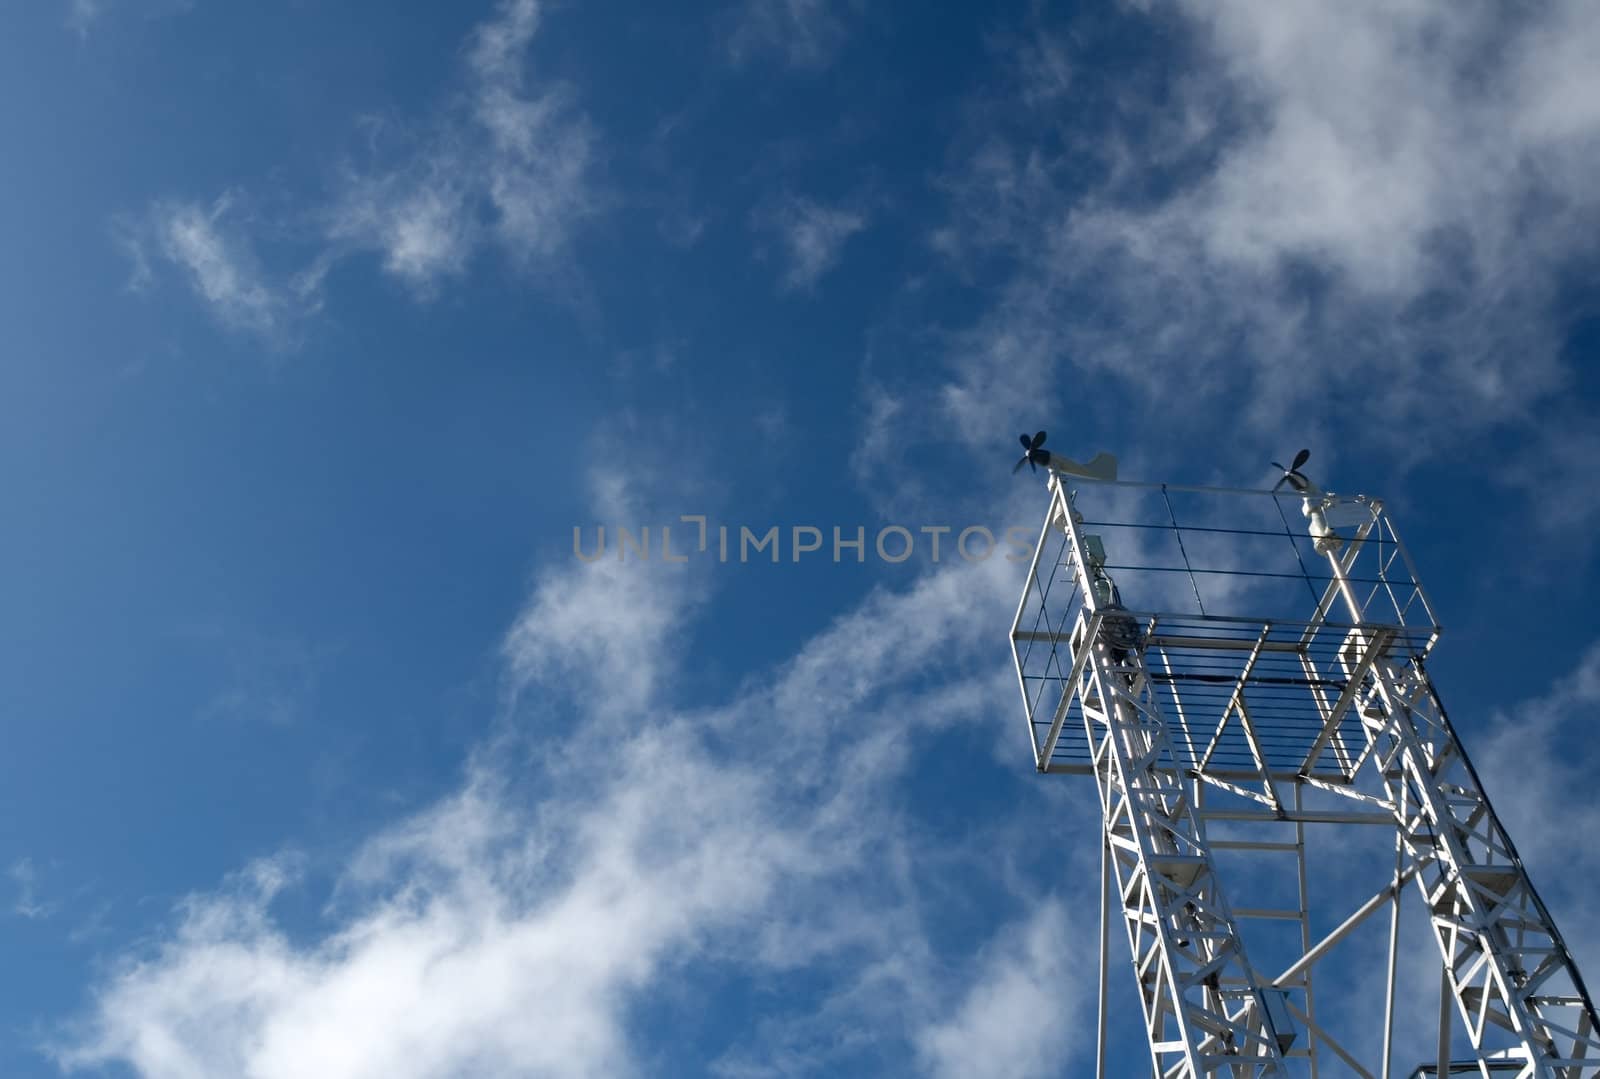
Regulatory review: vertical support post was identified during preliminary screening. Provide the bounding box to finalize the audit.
[1437,963,1451,1079]
[1099,834,1110,1079]
[1295,783,1319,1079]
[1381,833,1401,1079]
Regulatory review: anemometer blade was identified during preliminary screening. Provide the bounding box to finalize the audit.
[1271,450,1312,492]
[1019,434,1033,450]
[1012,457,1027,475]
[1033,430,1047,449]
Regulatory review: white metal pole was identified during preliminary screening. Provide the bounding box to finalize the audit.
[1381,833,1401,1079]
[1098,834,1110,1079]
[1436,962,1451,1078]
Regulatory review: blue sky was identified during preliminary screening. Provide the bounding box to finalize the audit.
[5,1,1600,1075]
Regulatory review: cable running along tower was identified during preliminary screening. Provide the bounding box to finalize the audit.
[1009,442,1600,1078]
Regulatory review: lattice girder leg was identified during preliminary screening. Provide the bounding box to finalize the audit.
[1336,635,1600,1078]
[1079,610,1292,1078]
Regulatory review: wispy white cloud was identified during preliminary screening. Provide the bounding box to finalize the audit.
[847,383,902,484]
[328,160,477,292]
[916,898,1081,1079]
[160,200,281,333]
[760,195,867,292]
[1495,420,1600,538]
[925,2,1600,467]
[725,0,848,70]
[64,0,193,36]
[124,0,597,328]
[330,0,595,295]
[468,0,595,260]
[501,472,698,721]
[65,0,101,36]
[1473,639,1600,978]
[117,195,305,340]
[57,466,1078,1076]
[57,745,792,1078]
[10,858,57,921]
[1014,31,1072,109]
[112,216,155,293]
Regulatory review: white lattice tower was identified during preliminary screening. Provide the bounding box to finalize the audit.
[1011,470,1600,1078]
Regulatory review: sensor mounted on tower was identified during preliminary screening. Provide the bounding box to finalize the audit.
[1011,430,1117,482]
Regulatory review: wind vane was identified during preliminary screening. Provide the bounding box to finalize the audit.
[1012,431,1118,483]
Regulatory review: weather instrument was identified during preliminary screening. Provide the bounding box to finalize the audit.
[1268,449,1380,555]
[1009,453,1600,1077]
[1272,448,1315,495]
[1011,430,1119,482]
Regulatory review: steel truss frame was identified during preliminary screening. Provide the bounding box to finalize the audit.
[1079,601,1293,1075]
[1011,474,1600,1078]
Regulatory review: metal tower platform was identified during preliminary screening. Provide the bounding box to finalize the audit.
[1010,471,1600,1078]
